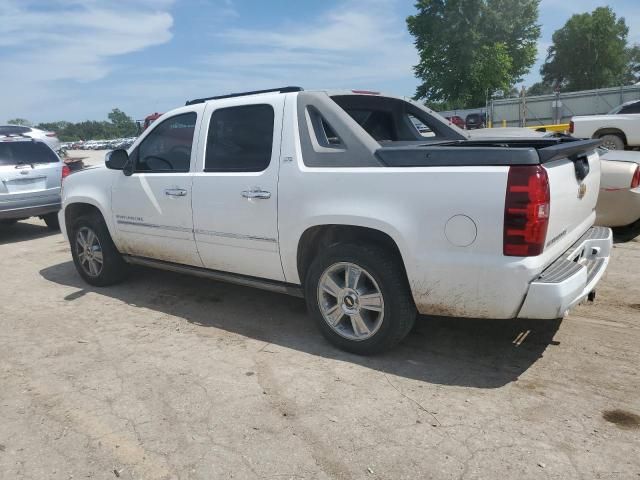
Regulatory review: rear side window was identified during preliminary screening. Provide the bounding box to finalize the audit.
[135,112,196,173]
[205,104,274,172]
[0,141,58,166]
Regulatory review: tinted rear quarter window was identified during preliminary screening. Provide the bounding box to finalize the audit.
[205,104,274,172]
[0,141,58,166]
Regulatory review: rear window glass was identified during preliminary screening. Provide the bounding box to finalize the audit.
[0,141,58,166]
[0,126,32,135]
[330,94,464,143]
[343,109,399,141]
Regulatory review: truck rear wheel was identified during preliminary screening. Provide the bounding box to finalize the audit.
[599,134,625,150]
[304,243,416,355]
[70,214,129,286]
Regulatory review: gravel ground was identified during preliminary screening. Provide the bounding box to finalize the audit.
[0,219,639,480]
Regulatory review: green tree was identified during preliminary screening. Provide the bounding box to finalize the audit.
[32,109,138,142]
[107,108,137,138]
[7,118,32,126]
[624,44,640,84]
[526,81,554,96]
[407,0,540,108]
[541,7,631,91]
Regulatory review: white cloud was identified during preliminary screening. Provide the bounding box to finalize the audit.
[0,0,418,123]
[0,1,173,83]
[204,0,417,89]
[0,0,175,120]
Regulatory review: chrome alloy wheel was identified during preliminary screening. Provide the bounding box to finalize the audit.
[317,262,385,341]
[76,226,104,277]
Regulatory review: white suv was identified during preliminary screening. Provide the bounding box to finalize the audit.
[0,137,68,229]
[0,125,61,152]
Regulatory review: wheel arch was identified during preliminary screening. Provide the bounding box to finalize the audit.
[63,200,112,239]
[296,224,409,287]
[593,128,627,145]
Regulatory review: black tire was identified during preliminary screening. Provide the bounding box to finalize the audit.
[70,213,129,286]
[42,212,60,230]
[304,243,416,355]
[599,133,625,150]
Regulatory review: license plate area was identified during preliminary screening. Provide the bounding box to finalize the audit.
[568,242,600,266]
[4,177,47,193]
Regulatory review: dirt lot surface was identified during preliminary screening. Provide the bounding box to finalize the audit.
[1,220,639,480]
[66,150,109,167]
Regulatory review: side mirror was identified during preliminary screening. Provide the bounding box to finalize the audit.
[105,149,129,170]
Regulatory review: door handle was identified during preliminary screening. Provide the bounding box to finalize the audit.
[241,188,271,200]
[165,188,187,197]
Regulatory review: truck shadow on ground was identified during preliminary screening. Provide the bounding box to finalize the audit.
[40,261,562,389]
[0,221,58,245]
[613,221,640,244]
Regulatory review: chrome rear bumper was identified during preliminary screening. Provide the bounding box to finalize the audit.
[517,226,612,319]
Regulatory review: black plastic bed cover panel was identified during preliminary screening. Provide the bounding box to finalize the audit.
[375,139,601,167]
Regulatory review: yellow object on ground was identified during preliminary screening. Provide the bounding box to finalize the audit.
[526,123,570,133]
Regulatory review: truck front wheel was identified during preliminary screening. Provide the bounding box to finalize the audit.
[70,214,129,286]
[304,243,416,355]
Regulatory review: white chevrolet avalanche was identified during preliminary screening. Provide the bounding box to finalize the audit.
[59,87,612,354]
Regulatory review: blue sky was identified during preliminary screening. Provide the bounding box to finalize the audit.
[1,0,639,123]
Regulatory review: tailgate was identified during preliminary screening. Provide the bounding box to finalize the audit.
[541,140,601,255]
[0,163,62,205]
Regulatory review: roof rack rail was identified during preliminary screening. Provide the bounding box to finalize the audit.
[185,86,303,106]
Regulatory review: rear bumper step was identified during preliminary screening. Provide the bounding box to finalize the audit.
[517,226,612,319]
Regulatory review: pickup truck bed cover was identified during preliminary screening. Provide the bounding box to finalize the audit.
[375,139,602,167]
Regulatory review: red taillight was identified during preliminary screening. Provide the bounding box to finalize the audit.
[631,165,640,189]
[62,165,71,179]
[569,121,574,134]
[503,165,550,256]
[46,132,57,137]
[351,90,380,95]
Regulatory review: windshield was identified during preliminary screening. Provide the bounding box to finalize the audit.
[0,141,59,166]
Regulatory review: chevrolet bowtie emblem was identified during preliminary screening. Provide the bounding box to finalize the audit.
[577,183,587,199]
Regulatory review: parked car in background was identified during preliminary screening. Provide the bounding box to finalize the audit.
[570,99,640,150]
[138,112,163,132]
[470,127,640,229]
[445,115,465,129]
[59,87,611,354]
[596,149,640,228]
[70,138,137,151]
[465,112,485,130]
[0,125,61,151]
[0,136,68,229]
